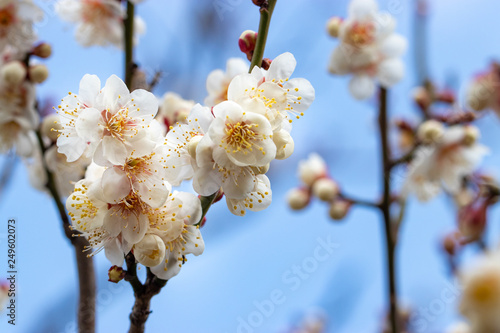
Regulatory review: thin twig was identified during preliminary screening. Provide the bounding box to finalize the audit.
[249,0,277,72]
[35,130,96,332]
[378,88,399,333]
[124,1,135,89]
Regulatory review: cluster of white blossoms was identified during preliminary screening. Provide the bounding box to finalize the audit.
[165,52,314,216]
[57,51,314,278]
[0,1,50,159]
[326,0,407,100]
[0,0,43,53]
[55,0,146,48]
[57,74,203,280]
[403,121,488,202]
[457,250,500,333]
[287,153,350,220]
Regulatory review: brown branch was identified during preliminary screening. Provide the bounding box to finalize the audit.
[35,130,96,332]
[126,254,168,333]
[378,88,400,333]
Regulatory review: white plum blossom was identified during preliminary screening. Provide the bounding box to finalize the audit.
[157,91,195,129]
[328,0,407,100]
[445,322,471,333]
[0,79,37,157]
[403,125,489,202]
[27,145,90,197]
[226,174,272,216]
[56,74,160,165]
[0,0,43,53]
[209,100,276,167]
[68,180,154,265]
[228,52,315,129]
[204,57,248,107]
[459,250,500,332]
[55,0,145,48]
[466,63,500,116]
[147,191,204,280]
[163,104,214,186]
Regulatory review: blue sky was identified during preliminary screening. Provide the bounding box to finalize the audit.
[1,0,500,332]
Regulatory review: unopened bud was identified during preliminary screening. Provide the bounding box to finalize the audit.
[329,200,350,220]
[41,114,62,142]
[412,86,432,110]
[467,78,492,111]
[252,0,266,7]
[261,58,272,70]
[108,265,125,283]
[239,30,257,54]
[326,17,343,38]
[29,64,49,83]
[32,43,52,58]
[287,188,310,210]
[417,119,444,144]
[442,233,459,256]
[312,178,339,202]
[187,135,203,160]
[1,61,26,85]
[463,126,479,146]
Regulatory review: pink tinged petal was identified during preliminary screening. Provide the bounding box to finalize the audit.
[284,78,315,113]
[378,58,404,88]
[121,213,148,244]
[349,75,376,100]
[78,74,101,106]
[205,69,225,95]
[57,135,87,162]
[175,192,202,225]
[183,226,204,256]
[226,58,248,77]
[130,89,159,120]
[188,104,214,133]
[101,136,128,166]
[150,252,182,280]
[133,178,169,209]
[101,167,131,203]
[227,74,259,101]
[75,107,103,142]
[193,167,222,197]
[328,47,351,75]
[100,75,130,112]
[267,52,297,81]
[105,238,125,266]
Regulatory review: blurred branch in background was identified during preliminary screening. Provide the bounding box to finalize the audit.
[0,153,17,203]
[414,0,429,85]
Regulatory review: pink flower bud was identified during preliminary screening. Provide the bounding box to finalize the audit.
[32,43,52,59]
[239,30,257,55]
[458,197,489,242]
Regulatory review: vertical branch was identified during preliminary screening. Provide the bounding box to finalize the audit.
[124,1,135,89]
[35,131,96,333]
[378,88,399,333]
[249,0,277,72]
[413,0,428,85]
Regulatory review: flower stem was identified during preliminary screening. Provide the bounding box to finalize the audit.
[124,1,135,89]
[249,0,277,72]
[378,87,399,333]
[35,131,96,333]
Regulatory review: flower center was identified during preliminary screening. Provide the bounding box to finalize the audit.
[82,0,114,23]
[225,121,256,153]
[0,5,15,27]
[346,22,375,47]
